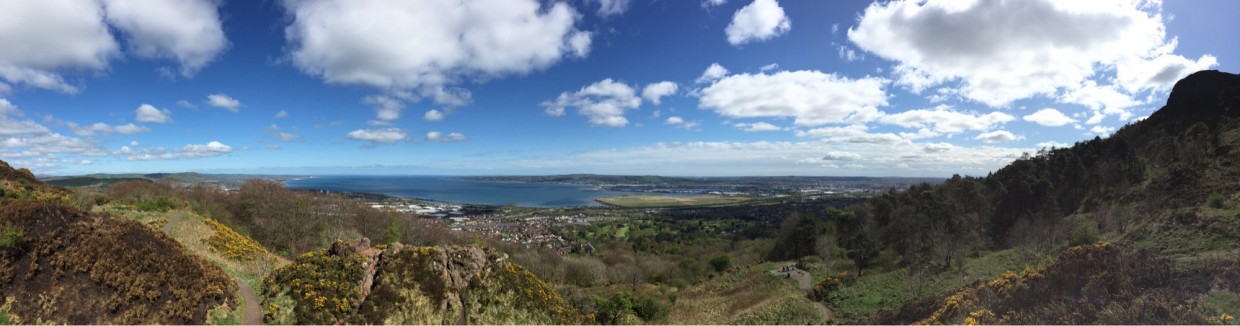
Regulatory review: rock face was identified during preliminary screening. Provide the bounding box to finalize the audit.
[262,239,590,325]
[0,160,235,324]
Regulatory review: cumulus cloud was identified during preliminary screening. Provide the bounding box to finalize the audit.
[734,121,782,132]
[822,151,861,161]
[664,116,700,130]
[346,128,407,145]
[274,110,288,119]
[180,141,232,158]
[1036,141,1072,150]
[274,132,299,141]
[0,1,117,93]
[975,130,1017,143]
[1059,80,1139,124]
[879,105,1014,134]
[641,81,678,105]
[699,70,888,126]
[922,142,956,153]
[542,79,641,127]
[725,0,791,46]
[282,0,590,99]
[1090,125,1116,136]
[695,63,730,84]
[176,100,196,109]
[703,0,727,7]
[423,109,445,121]
[364,95,404,125]
[135,104,171,123]
[99,0,227,77]
[426,131,467,142]
[848,0,1217,107]
[206,93,241,112]
[0,0,226,92]
[1022,108,1077,127]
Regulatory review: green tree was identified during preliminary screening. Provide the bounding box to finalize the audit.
[709,254,731,273]
[383,220,403,244]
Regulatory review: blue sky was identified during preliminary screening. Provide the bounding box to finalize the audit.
[1,0,1236,176]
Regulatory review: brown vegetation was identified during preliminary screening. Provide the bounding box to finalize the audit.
[0,200,235,324]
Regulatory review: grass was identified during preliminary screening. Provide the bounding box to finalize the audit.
[1198,290,1240,325]
[831,248,1041,323]
[668,261,823,324]
[97,204,288,325]
[594,195,755,208]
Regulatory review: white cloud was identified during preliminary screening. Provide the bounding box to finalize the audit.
[478,139,1028,177]
[589,0,631,17]
[641,81,678,105]
[1116,43,1218,93]
[703,0,727,7]
[68,122,150,136]
[822,151,861,161]
[922,142,956,153]
[1022,108,1076,127]
[759,63,779,72]
[975,130,1017,143]
[725,0,791,46]
[134,104,171,123]
[0,0,226,92]
[424,109,445,121]
[795,124,909,145]
[346,128,408,145]
[426,131,467,142]
[699,70,888,126]
[99,0,227,77]
[734,121,782,132]
[848,0,1216,107]
[206,93,241,112]
[282,0,589,98]
[1036,141,1072,150]
[0,0,117,93]
[274,132,299,141]
[1090,125,1116,136]
[364,95,404,124]
[695,63,730,84]
[879,105,1014,134]
[1059,80,1139,124]
[180,141,232,158]
[664,116,700,130]
[542,79,641,127]
[176,100,196,109]
[275,110,289,119]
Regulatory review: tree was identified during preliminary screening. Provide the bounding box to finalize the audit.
[383,220,402,244]
[709,255,731,273]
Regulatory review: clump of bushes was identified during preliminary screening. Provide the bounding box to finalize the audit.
[0,222,21,249]
[262,241,367,324]
[135,196,180,212]
[873,243,1230,325]
[594,291,670,324]
[810,272,845,303]
[203,218,269,261]
[1207,193,1227,209]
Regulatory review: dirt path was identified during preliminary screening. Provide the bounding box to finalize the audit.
[235,276,264,325]
[771,267,835,324]
[159,212,182,234]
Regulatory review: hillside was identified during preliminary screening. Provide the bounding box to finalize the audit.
[0,160,236,324]
[804,70,1240,323]
[261,239,591,324]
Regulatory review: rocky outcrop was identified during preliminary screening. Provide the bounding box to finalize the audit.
[262,238,591,324]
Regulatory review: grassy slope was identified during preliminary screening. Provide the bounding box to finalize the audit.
[668,261,822,324]
[96,204,288,325]
[595,195,756,208]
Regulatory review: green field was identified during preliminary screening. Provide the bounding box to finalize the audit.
[594,194,755,208]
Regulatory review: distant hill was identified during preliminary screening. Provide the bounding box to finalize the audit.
[262,239,591,324]
[0,160,236,324]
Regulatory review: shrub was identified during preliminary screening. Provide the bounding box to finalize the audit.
[203,218,269,261]
[136,196,180,212]
[0,222,21,249]
[710,255,731,273]
[1208,193,1227,209]
[810,273,844,303]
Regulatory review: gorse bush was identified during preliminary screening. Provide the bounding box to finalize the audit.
[203,218,269,261]
[135,196,180,212]
[0,222,21,249]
